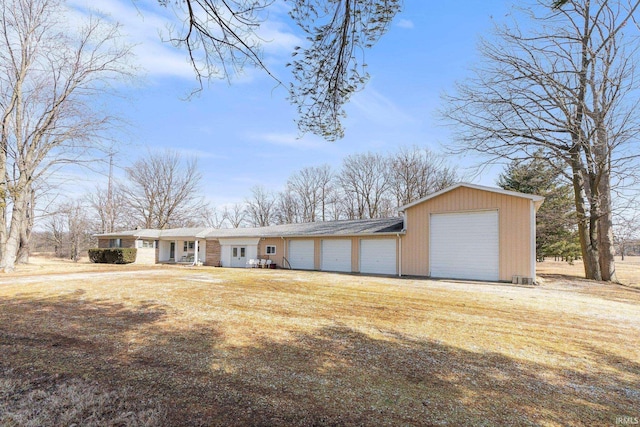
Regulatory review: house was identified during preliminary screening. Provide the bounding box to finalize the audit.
[96,183,544,282]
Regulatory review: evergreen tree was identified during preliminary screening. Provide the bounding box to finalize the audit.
[498,156,580,262]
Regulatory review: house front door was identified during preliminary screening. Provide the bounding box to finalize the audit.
[231,246,247,267]
[170,242,175,260]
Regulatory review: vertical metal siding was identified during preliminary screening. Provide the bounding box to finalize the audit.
[402,187,533,280]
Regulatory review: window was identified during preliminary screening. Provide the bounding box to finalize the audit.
[266,245,276,255]
[109,238,121,248]
[142,240,154,248]
[183,241,195,252]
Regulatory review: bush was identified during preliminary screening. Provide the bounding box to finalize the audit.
[88,248,137,264]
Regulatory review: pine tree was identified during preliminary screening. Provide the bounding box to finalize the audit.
[498,156,580,262]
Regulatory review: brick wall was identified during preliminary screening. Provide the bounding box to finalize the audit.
[97,238,135,249]
[205,240,221,266]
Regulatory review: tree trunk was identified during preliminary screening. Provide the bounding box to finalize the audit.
[3,194,27,272]
[16,187,34,264]
[0,156,7,267]
[570,159,602,280]
[597,166,618,282]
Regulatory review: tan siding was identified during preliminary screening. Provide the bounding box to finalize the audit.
[351,237,359,272]
[259,238,283,268]
[402,187,533,280]
[314,239,322,270]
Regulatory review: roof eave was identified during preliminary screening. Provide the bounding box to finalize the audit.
[398,182,545,212]
[204,231,406,239]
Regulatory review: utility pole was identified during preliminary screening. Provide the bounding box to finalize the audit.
[106,152,114,234]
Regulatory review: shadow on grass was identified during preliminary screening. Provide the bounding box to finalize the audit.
[1,294,638,426]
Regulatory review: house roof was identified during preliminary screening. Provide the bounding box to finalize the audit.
[397,182,545,212]
[95,217,404,240]
[205,217,404,239]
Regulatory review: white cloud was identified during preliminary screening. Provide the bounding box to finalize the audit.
[350,87,418,126]
[397,19,415,29]
[248,132,330,151]
[66,0,301,82]
[66,0,194,79]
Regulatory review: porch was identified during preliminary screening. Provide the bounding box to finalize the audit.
[158,239,206,264]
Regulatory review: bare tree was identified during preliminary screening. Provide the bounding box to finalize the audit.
[442,0,640,281]
[338,152,392,219]
[46,214,66,258]
[245,185,276,227]
[0,0,133,271]
[121,150,207,229]
[389,146,458,206]
[613,209,640,261]
[223,203,247,228]
[65,201,92,262]
[274,189,301,225]
[200,205,227,229]
[45,199,93,261]
[159,0,400,140]
[286,165,335,222]
[87,185,131,234]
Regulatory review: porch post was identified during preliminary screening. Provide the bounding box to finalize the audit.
[194,240,199,265]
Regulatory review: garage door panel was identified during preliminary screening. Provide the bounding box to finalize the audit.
[430,211,499,281]
[289,240,315,270]
[360,239,396,275]
[321,239,352,272]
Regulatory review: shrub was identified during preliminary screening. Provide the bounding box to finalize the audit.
[88,248,137,264]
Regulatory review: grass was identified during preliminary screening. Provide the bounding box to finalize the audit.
[1,258,639,426]
[537,256,640,288]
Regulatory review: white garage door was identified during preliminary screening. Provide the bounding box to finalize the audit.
[430,211,499,281]
[321,239,352,272]
[289,240,315,270]
[360,239,396,275]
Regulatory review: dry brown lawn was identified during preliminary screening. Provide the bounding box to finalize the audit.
[1,258,639,426]
[537,255,640,289]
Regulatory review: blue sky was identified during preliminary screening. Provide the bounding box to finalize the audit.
[67,0,515,208]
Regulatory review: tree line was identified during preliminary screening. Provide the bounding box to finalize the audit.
[99,146,457,230]
[31,146,456,260]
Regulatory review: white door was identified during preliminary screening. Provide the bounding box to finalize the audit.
[360,239,396,275]
[288,240,315,270]
[230,246,247,268]
[430,211,499,281]
[321,239,352,272]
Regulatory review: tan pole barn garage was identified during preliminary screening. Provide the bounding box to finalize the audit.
[95,183,543,283]
[398,183,544,283]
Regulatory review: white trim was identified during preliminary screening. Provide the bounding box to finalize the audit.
[398,234,402,277]
[218,237,260,246]
[398,183,545,212]
[530,200,537,282]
